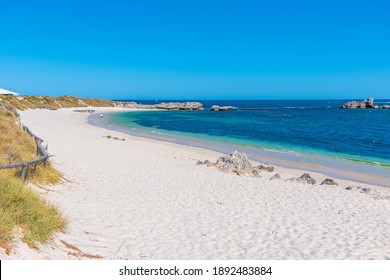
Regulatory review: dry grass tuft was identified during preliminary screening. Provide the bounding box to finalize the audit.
[0,173,67,248]
[0,110,37,165]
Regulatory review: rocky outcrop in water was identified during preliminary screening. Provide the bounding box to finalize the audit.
[339,97,389,109]
[196,150,275,178]
[210,105,233,111]
[117,101,204,110]
[155,102,204,110]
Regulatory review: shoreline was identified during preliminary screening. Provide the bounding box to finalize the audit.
[89,110,390,188]
[2,107,390,260]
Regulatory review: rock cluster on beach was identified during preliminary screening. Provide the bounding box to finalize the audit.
[196,150,349,186]
[195,151,390,202]
[345,186,390,200]
[210,105,233,111]
[339,97,390,109]
[102,135,125,141]
[117,101,204,110]
[197,150,274,177]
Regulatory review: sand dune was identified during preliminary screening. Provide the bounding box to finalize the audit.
[2,108,390,259]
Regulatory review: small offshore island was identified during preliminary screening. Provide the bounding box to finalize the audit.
[339,97,390,109]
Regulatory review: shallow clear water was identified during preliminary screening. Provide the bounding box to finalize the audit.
[108,100,390,168]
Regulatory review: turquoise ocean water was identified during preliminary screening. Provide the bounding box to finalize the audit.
[90,100,390,186]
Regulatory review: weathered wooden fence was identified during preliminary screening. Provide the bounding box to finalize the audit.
[0,124,49,182]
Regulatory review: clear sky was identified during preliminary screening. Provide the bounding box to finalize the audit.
[0,0,389,99]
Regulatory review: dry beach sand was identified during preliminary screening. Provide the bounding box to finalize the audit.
[1,107,390,259]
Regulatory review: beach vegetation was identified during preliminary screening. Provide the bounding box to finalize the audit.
[0,108,66,252]
[0,95,115,111]
[0,172,66,250]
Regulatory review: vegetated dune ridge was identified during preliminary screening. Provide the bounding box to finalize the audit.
[0,109,65,256]
[2,107,389,259]
[0,95,116,110]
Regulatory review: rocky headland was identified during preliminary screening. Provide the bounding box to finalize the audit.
[0,95,205,111]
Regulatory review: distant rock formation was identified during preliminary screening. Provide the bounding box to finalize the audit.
[155,102,204,110]
[210,105,233,111]
[339,97,389,109]
[117,101,204,110]
[196,150,275,178]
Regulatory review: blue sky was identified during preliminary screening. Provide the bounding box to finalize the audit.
[0,0,389,99]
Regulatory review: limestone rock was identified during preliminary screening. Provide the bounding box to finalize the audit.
[339,97,389,109]
[214,150,254,176]
[270,173,282,180]
[196,160,211,165]
[345,186,370,193]
[256,164,275,172]
[299,173,316,184]
[288,173,316,185]
[320,178,338,185]
[196,150,278,178]
[339,98,374,109]
[210,105,233,111]
[360,187,371,194]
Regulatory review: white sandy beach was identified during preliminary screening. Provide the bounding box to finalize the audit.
[1,107,390,260]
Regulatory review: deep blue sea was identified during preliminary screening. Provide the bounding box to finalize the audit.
[91,100,390,186]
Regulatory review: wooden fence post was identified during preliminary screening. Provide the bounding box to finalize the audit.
[33,162,37,174]
[21,165,28,182]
